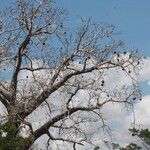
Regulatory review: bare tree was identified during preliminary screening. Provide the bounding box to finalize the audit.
[0,0,141,149]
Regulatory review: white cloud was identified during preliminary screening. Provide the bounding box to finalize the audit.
[140,57,150,81]
[94,94,150,147]
[0,102,7,123]
[133,95,150,127]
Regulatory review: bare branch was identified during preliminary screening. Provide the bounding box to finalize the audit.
[33,96,131,140]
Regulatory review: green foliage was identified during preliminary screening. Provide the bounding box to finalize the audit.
[0,122,32,150]
[129,128,150,145]
[94,146,100,150]
[104,141,141,150]
[108,128,150,150]
[120,143,141,150]
[138,128,150,145]
[0,122,18,138]
[112,143,121,150]
[139,129,150,138]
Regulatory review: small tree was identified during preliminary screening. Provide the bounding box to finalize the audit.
[120,143,141,150]
[0,0,141,149]
[105,128,150,150]
[129,128,150,150]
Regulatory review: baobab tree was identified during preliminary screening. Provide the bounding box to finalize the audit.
[0,0,141,149]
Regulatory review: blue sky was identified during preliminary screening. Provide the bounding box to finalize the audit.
[58,0,150,56]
